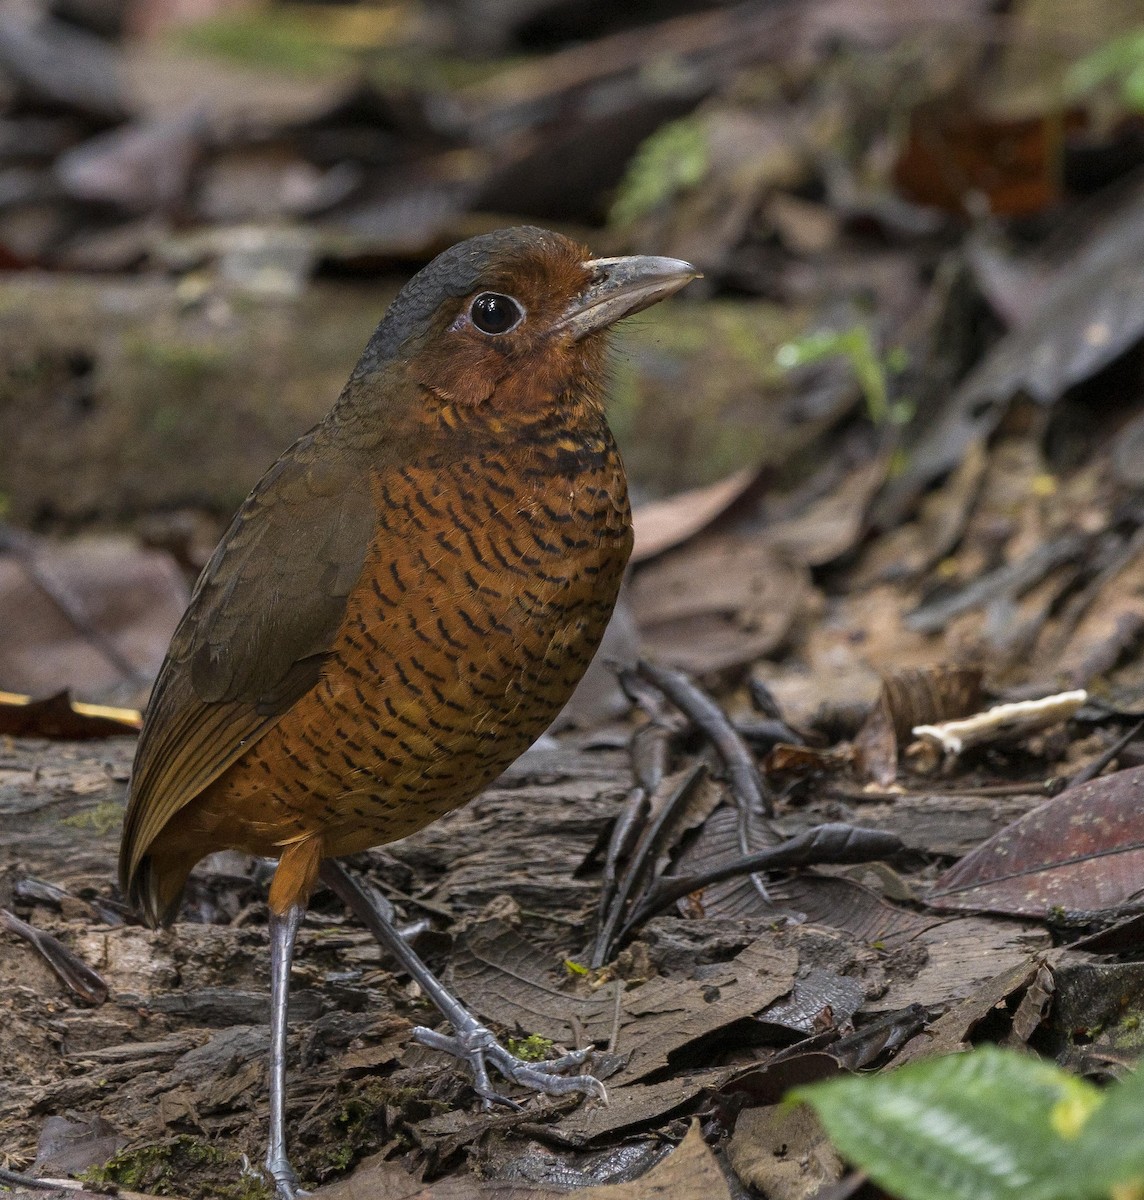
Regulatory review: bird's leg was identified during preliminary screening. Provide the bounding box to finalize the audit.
[319,859,605,1108]
[266,903,306,1199]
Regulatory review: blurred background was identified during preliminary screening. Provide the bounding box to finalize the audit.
[4,0,1144,729]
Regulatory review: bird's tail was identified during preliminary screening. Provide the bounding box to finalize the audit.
[127,853,189,929]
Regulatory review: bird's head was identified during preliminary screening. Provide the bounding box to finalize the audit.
[343,227,697,431]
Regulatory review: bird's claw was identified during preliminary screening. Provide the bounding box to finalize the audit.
[264,1154,310,1199]
[412,1023,607,1109]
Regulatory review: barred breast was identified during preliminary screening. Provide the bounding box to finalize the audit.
[167,430,631,864]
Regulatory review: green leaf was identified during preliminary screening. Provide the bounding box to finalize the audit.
[177,11,349,76]
[1068,1057,1144,1198]
[609,118,709,229]
[791,1047,1112,1200]
[1123,61,1144,112]
[1065,30,1144,112]
[776,325,904,425]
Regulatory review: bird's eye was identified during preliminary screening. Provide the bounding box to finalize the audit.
[469,293,523,335]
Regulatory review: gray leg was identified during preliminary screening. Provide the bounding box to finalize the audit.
[266,903,306,1199]
[319,859,605,1108]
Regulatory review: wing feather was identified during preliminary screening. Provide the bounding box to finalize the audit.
[119,426,377,897]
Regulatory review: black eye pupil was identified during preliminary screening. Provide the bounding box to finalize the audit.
[470,293,521,335]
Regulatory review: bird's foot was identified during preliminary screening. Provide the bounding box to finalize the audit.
[412,1022,606,1110]
[263,1153,310,1200]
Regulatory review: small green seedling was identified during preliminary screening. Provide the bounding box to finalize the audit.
[609,117,709,229]
[776,325,911,427]
[1067,30,1144,113]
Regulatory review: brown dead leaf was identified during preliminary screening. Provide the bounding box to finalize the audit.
[765,458,888,568]
[855,441,989,583]
[841,787,1049,857]
[675,806,1047,1013]
[572,1121,729,1199]
[549,1069,733,1146]
[311,1152,483,1198]
[727,1103,842,1200]
[874,177,1144,529]
[893,957,1046,1065]
[759,969,865,1036]
[615,939,797,1081]
[894,93,1077,218]
[764,743,857,779]
[774,871,927,942]
[874,667,984,747]
[630,533,812,674]
[826,1004,929,1070]
[674,808,921,938]
[1049,538,1144,689]
[928,765,1144,917]
[33,1113,128,1178]
[0,908,108,1005]
[876,915,1049,1015]
[631,466,762,563]
[625,105,808,276]
[56,110,202,212]
[449,920,621,1045]
[0,534,188,708]
[457,919,794,1102]
[1004,962,1054,1047]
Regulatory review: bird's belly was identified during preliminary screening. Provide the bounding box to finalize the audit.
[203,464,630,856]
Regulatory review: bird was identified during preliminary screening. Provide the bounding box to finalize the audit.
[118,225,698,1197]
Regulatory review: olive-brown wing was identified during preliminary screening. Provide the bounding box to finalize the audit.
[119,429,377,892]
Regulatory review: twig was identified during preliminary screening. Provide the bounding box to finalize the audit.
[0,908,108,1005]
[634,661,775,819]
[747,677,805,745]
[597,786,649,930]
[0,523,149,690]
[1065,717,1144,790]
[0,1167,88,1191]
[607,984,624,1053]
[631,661,776,913]
[615,824,904,945]
[590,762,706,967]
[904,531,1089,634]
[629,720,673,793]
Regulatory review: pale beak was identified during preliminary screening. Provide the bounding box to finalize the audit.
[555,255,700,338]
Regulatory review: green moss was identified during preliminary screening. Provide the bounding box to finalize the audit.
[61,799,124,836]
[506,1033,555,1061]
[176,12,349,76]
[123,335,226,379]
[85,1136,270,1200]
[174,8,517,85]
[1067,29,1144,111]
[295,1079,449,1185]
[369,48,528,91]
[213,1173,274,1200]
